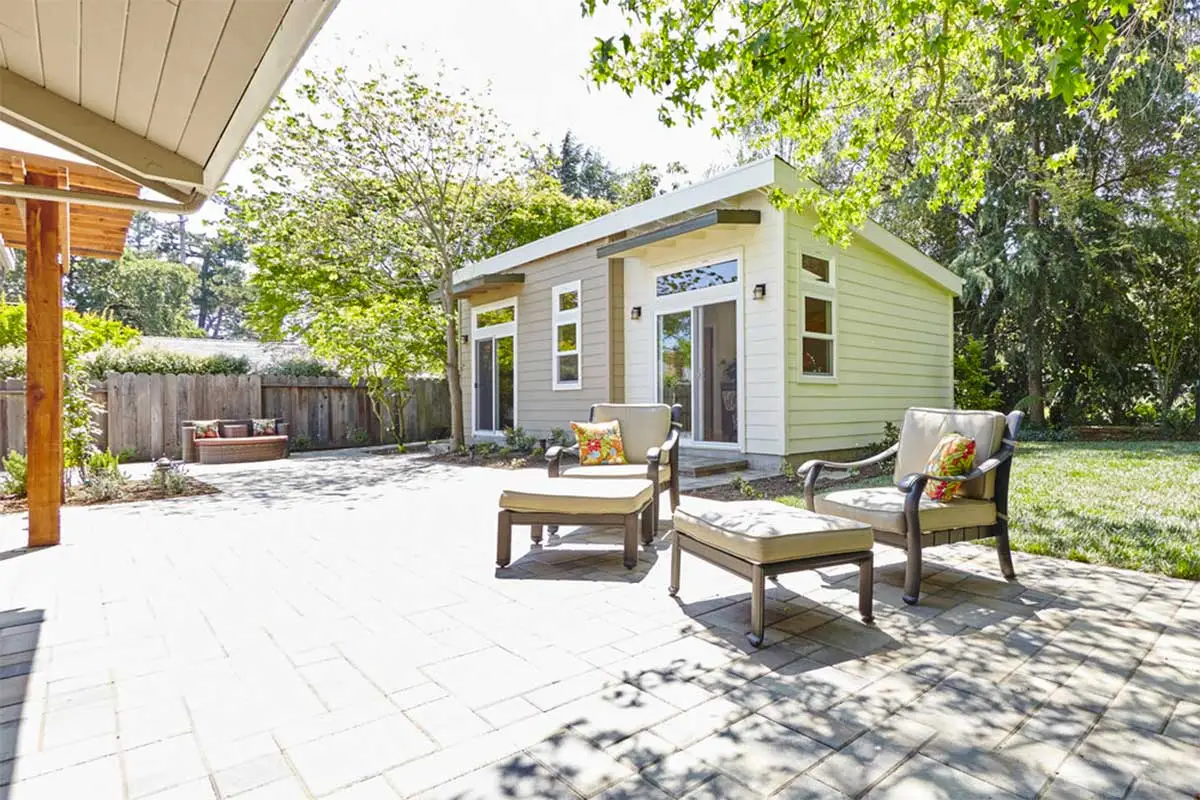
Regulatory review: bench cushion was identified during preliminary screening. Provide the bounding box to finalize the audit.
[814,487,996,535]
[500,478,653,515]
[562,463,671,483]
[673,499,873,564]
[195,435,288,448]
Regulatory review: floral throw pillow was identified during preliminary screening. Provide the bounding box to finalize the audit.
[571,420,627,466]
[192,420,220,440]
[923,432,976,501]
[252,418,277,436]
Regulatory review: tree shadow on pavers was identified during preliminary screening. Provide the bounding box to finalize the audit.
[434,749,580,799]
[0,607,44,800]
[496,527,660,583]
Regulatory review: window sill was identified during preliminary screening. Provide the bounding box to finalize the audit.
[552,383,582,392]
[797,374,838,384]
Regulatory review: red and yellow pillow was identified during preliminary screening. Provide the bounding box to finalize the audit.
[252,418,277,436]
[923,433,976,501]
[571,420,627,466]
[192,420,220,440]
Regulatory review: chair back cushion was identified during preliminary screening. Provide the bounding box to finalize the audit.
[591,404,671,464]
[894,408,1007,499]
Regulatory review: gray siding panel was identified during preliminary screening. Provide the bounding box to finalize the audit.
[462,242,613,439]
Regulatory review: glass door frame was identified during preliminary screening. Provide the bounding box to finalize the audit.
[471,298,518,437]
[651,253,743,451]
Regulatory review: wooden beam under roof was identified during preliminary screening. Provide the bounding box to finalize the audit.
[596,209,761,258]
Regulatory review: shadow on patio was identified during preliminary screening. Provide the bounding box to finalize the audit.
[0,605,44,800]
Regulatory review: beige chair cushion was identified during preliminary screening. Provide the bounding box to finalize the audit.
[894,408,1007,499]
[500,478,653,515]
[673,499,873,564]
[591,404,671,465]
[562,463,671,484]
[814,487,996,535]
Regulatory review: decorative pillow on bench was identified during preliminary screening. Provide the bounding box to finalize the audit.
[923,432,976,501]
[571,420,627,465]
[251,418,277,436]
[193,420,220,440]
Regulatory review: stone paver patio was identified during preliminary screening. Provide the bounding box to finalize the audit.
[0,451,1197,799]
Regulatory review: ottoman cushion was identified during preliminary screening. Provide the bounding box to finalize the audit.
[500,478,653,515]
[674,499,873,563]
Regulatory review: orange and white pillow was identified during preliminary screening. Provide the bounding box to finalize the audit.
[571,420,627,466]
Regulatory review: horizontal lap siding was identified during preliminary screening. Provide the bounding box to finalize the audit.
[461,243,613,439]
[785,209,953,456]
[623,191,786,456]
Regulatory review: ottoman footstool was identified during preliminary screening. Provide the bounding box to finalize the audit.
[671,500,875,647]
[497,478,655,570]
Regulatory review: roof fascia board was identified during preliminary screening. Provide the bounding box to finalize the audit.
[200,0,340,195]
[0,68,205,187]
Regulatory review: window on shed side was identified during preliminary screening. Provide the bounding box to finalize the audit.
[552,281,581,389]
[800,255,835,377]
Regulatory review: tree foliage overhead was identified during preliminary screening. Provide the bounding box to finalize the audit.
[584,0,1200,243]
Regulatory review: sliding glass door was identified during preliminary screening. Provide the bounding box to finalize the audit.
[473,301,516,435]
[656,296,738,445]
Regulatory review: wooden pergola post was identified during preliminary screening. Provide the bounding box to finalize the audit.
[24,170,64,547]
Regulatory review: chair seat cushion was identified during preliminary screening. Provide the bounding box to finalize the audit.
[673,499,873,564]
[500,478,653,515]
[562,463,671,483]
[814,487,996,535]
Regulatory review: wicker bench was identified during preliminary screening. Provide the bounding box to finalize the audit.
[181,419,289,465]
[671,499,875,647]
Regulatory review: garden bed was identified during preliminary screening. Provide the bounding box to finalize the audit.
[0,476,218,514]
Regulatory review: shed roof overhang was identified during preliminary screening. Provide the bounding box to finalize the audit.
[0,0,338,213]
[450,273,526,298]
[596,209,760,258]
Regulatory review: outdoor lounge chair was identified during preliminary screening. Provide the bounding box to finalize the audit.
[800,408,1024,605]
[546,403,682,530]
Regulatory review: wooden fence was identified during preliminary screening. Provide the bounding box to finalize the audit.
[0,374,449,461]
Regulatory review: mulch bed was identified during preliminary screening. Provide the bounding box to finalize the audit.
[421,449,539,470]
[0,477,218,514]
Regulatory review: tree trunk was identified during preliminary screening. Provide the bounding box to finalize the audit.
[442,281,465,447]
[1026,189,1046,426]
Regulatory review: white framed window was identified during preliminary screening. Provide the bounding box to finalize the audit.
[552,281,581,390]
[799,254,836,380]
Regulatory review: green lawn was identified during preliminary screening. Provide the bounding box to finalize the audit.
[779,441,1200,580]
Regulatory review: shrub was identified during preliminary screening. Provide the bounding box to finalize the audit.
[84,347,251,378]
[292,434,312,451]
[731,475,764,499]
[1,451,26,497]
[151,461,190,495]
[78,450,126,501]
[262,358,339,377]
[548,427,573,448]
[0,347,24,379]
[503,426,538,453]
[954,336,1003,411]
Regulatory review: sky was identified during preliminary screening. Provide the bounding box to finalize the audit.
[0,0,733,229]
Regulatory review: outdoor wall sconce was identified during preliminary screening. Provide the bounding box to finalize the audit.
[753,283,767,300]
[630,306,642,320]
[461,333,470,344]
